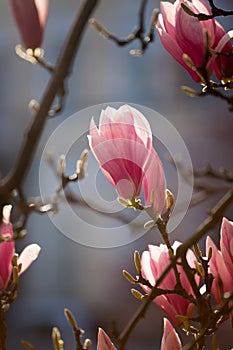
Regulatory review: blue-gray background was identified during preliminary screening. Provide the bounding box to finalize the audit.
[0,0,233,348]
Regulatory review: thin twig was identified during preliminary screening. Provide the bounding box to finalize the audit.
[90,0,158,55]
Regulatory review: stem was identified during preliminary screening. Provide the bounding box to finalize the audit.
[0,310,6,350]
[0,0,100,201]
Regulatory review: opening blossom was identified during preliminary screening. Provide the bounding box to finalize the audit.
[97,328,116,350]
[9,0,49,49]
[212,25,233,82]
[161,318,182,350]
[0,205,41,290]
[88,105,165,216]
[156,0,232,82]
[206,217,233,305]
[140,241,199,325]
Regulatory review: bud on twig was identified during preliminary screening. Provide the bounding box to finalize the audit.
[118,197,130,207]
[165,189,175,210]
[150,8,159,28]
[21,340,35,350]
[64,308,78,330]
[59,155,66,177]
[122,270,137,284]
[144,220,155,229]
[52,327,64,350]
[208,246,212,261]
[76,149,88,180]
[131,288,144,300]
[181,86,202,97]
[13,266,19,285]
[193,243,202,259]
[89,19,110,39]
[28,99,40,114]
[212,334,219,350]
[134,250,141,272]
[83,338,92,349]
[194,260,205,278]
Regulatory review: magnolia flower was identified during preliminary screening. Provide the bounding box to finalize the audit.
[0,205,41,290]
[213,25,233,81]
[206,217,233,304]
[9,0,49,49]
[156,0,229,82]
[141,241,198,325]
[97,328,116,350]
[88,105,165,216]
[161,318,182,350]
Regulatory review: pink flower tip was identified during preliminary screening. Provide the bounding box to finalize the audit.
[9,0,49,49]
[161,318,182,350]
[2,205,12,225]
[97,328,116,350]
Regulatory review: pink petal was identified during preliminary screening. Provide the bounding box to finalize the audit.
[97,328,116,350]
[213,29,233,80]
[18,244,41,274]
[175,5,205,67]
[157,23,201,82]
[9,0,49,48]
[142,148,165,215]
[220,217,233,276]
[0,205,14,289]
[192,0,212,15]
[156,295,182,325]
[0,241,14,289]
[141,242,195,325]
[206,236,233,304]
[161,318,182,350]
[159,2,178,40]
[99,105,152,149]
[157,17,184,64]
[141,249,157,286]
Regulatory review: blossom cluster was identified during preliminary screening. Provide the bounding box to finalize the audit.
[87,105,233,349]
[2,0,233,348]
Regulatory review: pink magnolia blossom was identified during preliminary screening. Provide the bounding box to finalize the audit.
[213,26,233,81]
[9,0,49,49]
[156,0,228,82]
[141,241,198,325]
[88,105,165,215]
[161,318,182,350]
[0,205,41,290]
[206,217,233,304]
[97,328,116,350]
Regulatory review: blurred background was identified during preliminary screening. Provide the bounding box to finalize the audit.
[0,0,233,348]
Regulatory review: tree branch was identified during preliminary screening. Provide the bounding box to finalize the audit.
[0,0,100,202]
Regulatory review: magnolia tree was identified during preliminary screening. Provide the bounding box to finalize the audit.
[0,0,233,349]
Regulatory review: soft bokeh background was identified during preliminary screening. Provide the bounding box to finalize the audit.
[0,0,233,348]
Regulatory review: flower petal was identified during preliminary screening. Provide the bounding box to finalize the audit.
[9,0,49,48]
[161,318,182,350]
[97,328,116,350]
[142,148,166,215]
[18,244,41,274]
